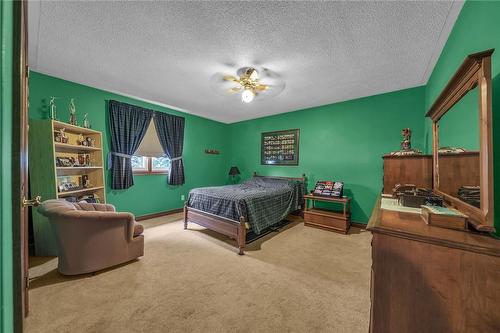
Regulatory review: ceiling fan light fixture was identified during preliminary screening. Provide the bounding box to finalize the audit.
[246,68,259,81]
[241,89,255,103]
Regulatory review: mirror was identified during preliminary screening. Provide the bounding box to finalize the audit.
[437,87,480,208]
[427,49,494,232]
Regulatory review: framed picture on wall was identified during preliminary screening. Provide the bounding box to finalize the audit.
[261,129,299,165]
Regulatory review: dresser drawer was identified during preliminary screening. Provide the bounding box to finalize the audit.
[304,208,350,234]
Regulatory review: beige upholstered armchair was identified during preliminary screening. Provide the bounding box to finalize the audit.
[39,200,144,275]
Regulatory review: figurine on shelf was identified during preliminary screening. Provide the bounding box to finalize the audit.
[83,113,91,129]
[80,175,90,188]
[49,97,57,120]
[78,133,88,146]
[56,128,69,144]
[68,98,77,126]
[86,137,95,147]
[78,154,86,166]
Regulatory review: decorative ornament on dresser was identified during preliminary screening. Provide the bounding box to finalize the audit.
[68,98,77,125]
[390,128,422,156]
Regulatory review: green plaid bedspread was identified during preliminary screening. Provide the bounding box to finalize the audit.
[187,177,304,234]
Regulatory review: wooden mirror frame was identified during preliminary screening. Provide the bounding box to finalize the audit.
[426,49,494,232]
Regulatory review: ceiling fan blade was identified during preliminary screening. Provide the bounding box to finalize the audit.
[223,75,240,83]
[210,72,243,96]
[255,84,268,91]
[228,87,242,94]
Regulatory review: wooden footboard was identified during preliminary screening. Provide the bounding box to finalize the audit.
[184,205,246,255]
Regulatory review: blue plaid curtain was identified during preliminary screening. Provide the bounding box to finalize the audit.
[153,112,185,185]
[109,100,153,189]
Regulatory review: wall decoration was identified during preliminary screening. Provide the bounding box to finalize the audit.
[204,149,220,155]
[261,129,299,165]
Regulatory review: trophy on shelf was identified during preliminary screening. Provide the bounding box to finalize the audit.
[83,113,91,129]
[68,98,77,126]
[49,97,58,120]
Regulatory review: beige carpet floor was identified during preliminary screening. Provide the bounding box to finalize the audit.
[26,214,372,333]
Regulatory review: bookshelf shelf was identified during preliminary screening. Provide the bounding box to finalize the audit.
[56,166,102,171]
[54,142,102,153]
[57,186,105,197]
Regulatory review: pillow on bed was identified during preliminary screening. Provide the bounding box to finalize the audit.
[248,176,291,187]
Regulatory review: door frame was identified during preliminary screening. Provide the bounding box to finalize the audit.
[12,0,29,331]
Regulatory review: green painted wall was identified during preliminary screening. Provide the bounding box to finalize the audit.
[29,72,230,217]
[424,0,500,233]
[228,86,426,224]
[0,0,14,331]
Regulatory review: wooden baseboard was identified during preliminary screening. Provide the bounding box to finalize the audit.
[136,208,184,221]
[351,221,368,229]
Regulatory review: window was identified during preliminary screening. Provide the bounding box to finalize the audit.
[132,156,170,175]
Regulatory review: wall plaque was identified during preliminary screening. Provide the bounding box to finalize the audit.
[261,129,299,165]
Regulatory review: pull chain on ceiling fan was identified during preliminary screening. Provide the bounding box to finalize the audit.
[210,67,285,103]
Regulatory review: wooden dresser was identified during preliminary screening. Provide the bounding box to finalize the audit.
[382,155,433,194]
[367,198,500,333]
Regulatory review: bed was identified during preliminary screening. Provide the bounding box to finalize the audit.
[184,173,306,254]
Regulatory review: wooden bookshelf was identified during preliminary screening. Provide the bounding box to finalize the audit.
[29,119,107,256]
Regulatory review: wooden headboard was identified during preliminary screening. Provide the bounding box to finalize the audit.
[252,172,306,182]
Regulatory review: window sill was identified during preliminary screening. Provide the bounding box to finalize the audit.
[133,171,169,175]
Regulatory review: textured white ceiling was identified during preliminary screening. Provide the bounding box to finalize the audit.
[28,1,463,123]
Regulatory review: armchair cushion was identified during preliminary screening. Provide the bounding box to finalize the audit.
[76,201,116,212]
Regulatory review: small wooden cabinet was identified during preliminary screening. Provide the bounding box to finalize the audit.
[382,155,433,194]
[303,194,351,234]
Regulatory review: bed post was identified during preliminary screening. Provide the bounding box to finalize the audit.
[183,204,188,230]
[237,216,246,255]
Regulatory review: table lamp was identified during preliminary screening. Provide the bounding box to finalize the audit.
[229,166,240,183]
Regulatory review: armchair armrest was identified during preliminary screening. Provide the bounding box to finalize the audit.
[61,210,136,240]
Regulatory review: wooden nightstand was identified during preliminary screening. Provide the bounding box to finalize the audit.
[303,194,351,234]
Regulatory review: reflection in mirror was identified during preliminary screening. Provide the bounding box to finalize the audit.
[437,86,480,208]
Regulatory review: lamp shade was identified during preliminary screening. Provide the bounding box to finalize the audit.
[228,166,240,176]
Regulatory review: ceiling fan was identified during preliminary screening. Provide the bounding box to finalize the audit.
[210,67,285,103]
